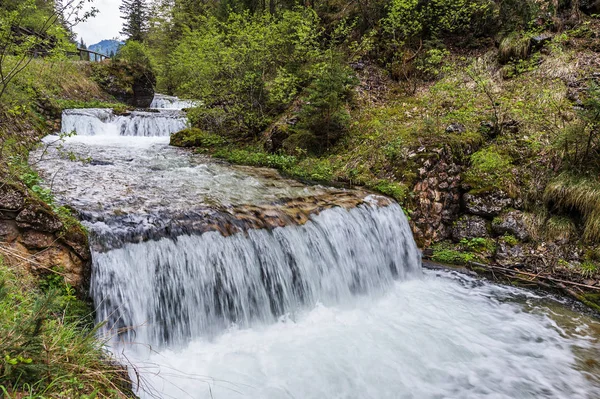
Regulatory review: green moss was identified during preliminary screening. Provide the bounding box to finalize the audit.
[368,180,408,202]
[459,237,496,253]
[501,234,519,246]
[51,99,129,113]
[463,146,514,193]
[431,249,476,265]
[171,128,227,148]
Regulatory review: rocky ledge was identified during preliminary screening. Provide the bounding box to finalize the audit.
[85,191,392,252]
[0,182,91,294]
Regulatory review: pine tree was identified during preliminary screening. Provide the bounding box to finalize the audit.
[120,0,148,42]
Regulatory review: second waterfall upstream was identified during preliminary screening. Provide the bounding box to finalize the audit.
[31,97,600,399]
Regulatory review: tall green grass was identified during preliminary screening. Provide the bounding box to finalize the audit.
[544,173,600,242]
[0,256,134,398]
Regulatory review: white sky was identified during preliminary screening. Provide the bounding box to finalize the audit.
[72,0,123,46]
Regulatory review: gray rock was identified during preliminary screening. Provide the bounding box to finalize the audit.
[492,210,530,241]
[530,34,553,49]
[464,191,514,217]
[0,185,25,211]
[452,215,489,242]
[495,241,525,266]
[16,204,63,233]
[446,123,466,134]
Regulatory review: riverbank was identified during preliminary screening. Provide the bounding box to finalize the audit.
[169,17,600,312]
[0,59,141,397]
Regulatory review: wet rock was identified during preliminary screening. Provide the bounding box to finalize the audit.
[0,184,25,211]
[89,159,114,166]
[492,211,530,241]
[463,191,514,218]
[16,204,63,233]
[451,215,489,242]
[445,123,466,134]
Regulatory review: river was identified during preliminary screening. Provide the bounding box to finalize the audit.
[31,95,600,398]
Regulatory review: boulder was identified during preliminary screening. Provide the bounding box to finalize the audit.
[463,191,514,218]
[91,61,155,108]
[16,204,63,233]
[452,215,489,242]
[0,184,25,211]
[492,210,530,241]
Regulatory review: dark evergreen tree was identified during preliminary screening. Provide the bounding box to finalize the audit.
[120,0,148,41]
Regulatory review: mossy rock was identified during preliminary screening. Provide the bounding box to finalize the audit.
[90,60,155,108]
[170,128,226,148]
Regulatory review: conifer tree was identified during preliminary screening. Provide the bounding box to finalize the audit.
[120,0,148,42]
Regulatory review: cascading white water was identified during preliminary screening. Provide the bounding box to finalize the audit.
[150,94,199,109]
[92,204,421,347]
[30,96,600,399]
[61,108,188,137]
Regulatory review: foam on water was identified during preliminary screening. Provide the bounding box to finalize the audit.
[124,270,600,399]
[61,108,188,137]
[92,204,421,347]
[150,94,199,109]
[31,97,600,399]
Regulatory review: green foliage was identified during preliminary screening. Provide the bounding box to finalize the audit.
[120,0,148,42]
[0,258,132,397]
[116,40,154,72]
[555,83,600,173]
[0,0,96,100]
[579,261,599,278]
[165,9,358,150]
[295,52,358,153]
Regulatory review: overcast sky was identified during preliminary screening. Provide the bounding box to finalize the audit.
[72,0,122,45]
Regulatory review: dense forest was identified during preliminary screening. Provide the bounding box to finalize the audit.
[1,0,600,396]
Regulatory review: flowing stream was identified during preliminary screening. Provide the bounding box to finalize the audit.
[31,98,600,399]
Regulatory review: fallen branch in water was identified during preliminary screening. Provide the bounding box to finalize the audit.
[467,261,600,291]
[465,260,600,313]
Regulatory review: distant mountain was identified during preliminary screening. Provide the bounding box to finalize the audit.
[89,40,123,56]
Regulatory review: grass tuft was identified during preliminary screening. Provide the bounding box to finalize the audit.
[544,173,600,242]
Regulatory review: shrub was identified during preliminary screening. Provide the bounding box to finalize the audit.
[116,40,154,72]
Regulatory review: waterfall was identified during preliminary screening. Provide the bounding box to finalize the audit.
[91,203,421,348]
[150,94,199,109]
[61,108,188,137]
